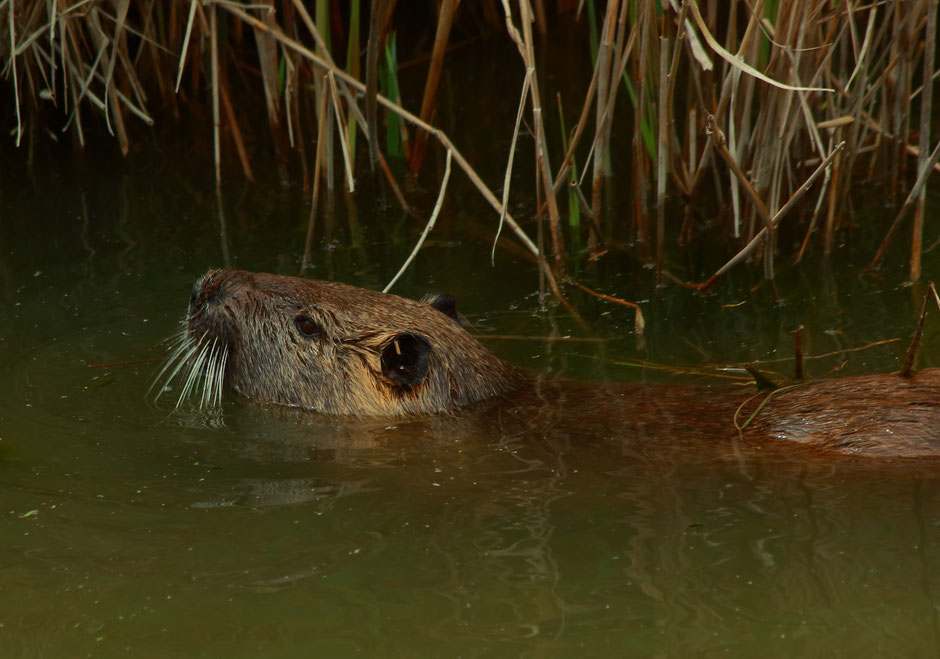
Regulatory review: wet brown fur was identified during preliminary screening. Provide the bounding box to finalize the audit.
[182,269,940,458]
[186,269,519,416]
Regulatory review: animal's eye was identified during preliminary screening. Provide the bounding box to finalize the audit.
[295,315,323,338]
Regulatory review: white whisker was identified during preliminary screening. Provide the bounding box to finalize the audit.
[211,345,229,408]
[176,337,213,409]
[150,331,204,400]
[199,339,221,409]
[150,320,236,412]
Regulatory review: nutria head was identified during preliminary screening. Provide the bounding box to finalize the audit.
[155,269,516,416]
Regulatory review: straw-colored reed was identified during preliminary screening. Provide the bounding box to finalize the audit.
[2,1,937,292]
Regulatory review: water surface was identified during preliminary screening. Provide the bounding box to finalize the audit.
[1,138,939,657]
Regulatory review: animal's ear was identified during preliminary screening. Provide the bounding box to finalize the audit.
[420,292,460,325]
[381,333,432,389]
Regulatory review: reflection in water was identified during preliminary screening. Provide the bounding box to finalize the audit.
[3,327,940,656]
[132,390,940,655]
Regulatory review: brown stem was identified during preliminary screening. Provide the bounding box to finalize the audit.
[868,137,940,271]
[911,0,937,280]
[694,140,845,290]
[219,75,256,182]
[794,325,804,380]
[409,0,457,179]
[900,283,932,378]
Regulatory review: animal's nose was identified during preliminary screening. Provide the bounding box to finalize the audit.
[188,269,261,319]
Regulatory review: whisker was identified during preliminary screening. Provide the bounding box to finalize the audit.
[213,345,229,407]
[176,337,213,409]
[152,321,232,412]
[155,321,189,347]
[199,339,221,409]
[150,331,204,400]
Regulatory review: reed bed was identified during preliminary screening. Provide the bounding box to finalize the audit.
[2,1,938,291]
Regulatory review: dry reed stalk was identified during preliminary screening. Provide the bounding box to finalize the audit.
[320,77,335,208]
[591,0,617,236]
[282,2,408,208]
[209,2,221,189]
[868,137,940,271]
[217,1,546,285]
[543,31,601,204]
[591,0,635,248]
[219,76,255,182]
[287,65,309,189]
[175,0,198,93]
[215,184,232,268]
[365,0,396,174]
[655,34,669,277]
[253,0,289,179]
[327,70,355,193]
[793,325,804,380]
[900,281,936,378]
[706,114,773,231]
[557,5,635,224]
[409,0,457,179]
[503,0,565,270]
[302,74,330,273]
[3,1,938,288]
[344,0,361,174]
[694,140,845,291]
[287,0,350,200]
[384,149,452,293]
[911,0,937,281]
[494,67,531,264]
[7,0,21,146]
[631,0,651,243]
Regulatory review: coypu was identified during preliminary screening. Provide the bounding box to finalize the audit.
[156,269,940,458]
[156,269,520,416]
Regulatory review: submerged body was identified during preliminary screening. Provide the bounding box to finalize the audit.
[160,269,940,459]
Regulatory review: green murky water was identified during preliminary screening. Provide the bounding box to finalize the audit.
[2,130,940,658]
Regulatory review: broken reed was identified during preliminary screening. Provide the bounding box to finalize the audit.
[2,1,938,287]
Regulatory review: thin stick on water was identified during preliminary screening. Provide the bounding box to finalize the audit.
[569,278,646,338]
[383,149,452,293]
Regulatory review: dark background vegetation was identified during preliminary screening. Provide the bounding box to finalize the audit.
[2,1,938,316]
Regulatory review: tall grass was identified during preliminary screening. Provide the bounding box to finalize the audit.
[2,1,937,291]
